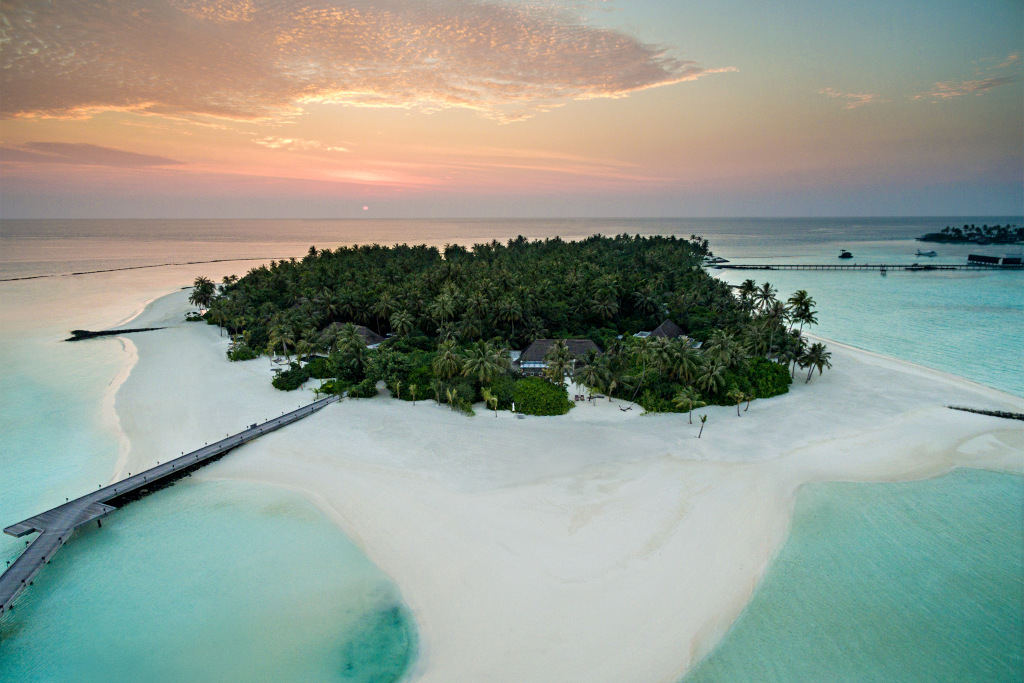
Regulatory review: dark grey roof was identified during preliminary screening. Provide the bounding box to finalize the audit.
[519,339,602,363]
[355,325,386,346]
[321,322,385,346]
[649,320,685,339]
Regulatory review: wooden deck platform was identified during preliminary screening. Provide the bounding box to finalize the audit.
[1,395,338,616]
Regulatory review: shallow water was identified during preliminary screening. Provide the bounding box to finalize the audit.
[0,481,414,683]
[1,217,1021,680]
[710,235,1024,397]
[684,469,1024,682]
[0,261,415,681]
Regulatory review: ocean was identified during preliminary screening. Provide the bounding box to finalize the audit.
[1,217,1021,681]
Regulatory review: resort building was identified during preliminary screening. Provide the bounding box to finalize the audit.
[320,322,386,348]
[516,339,602,376]
[634,320,702,348]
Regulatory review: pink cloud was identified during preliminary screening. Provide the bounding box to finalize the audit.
[912,52,1021,101]
[911,76,1017,101]
[1,142,183,167]
[817,87,887,109]
[1,0,734,123]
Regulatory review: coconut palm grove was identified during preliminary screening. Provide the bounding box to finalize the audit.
[197,234,829,416]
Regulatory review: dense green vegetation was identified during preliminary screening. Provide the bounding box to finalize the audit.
[513,377,574,416]
[917,224,1022,244]
[201,235,832,417]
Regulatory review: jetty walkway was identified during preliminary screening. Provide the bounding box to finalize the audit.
[716,263,1023,271]
[1,395,339,616]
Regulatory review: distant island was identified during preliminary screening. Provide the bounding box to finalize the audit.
[917,223,1022,244]
[196,235,830,417]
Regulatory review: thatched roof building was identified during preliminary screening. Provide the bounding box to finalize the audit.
[649,320,685,339]
[321,322,386,347]
[517,339,602,375]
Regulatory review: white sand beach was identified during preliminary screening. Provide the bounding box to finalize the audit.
[114,289,1024,683]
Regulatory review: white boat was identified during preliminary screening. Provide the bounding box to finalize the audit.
[916,249,938,257]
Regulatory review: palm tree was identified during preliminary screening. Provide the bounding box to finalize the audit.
[495,296,523,342]
[800,342,833,383]
[445,386,459,410]
[737,279,757,307]
[432,340,463,379]
[372,291,397,331]
[390,310,415,336]
[698,414,707,439]
[574,350,608,401]
[786,290,817,333]
[669,345,703,384]
[189,276,216,312]
[482,388,498,416]
[762,300,786,356]
[697,360,726,397]
[461,340,506,385]
[744,392,754,412]
[294,337,314,365]
[605,365,624,402]
[393,379,402,400]
[268,323,295,360]
[542,340,574,387]
[704,330,740,368]
[754,281,777,313]
[409,384,418,406]
[429,293,456,328]
[590,297,618,321]
[781,329,808,378]
[672,386,706,424]
[430,378,444,403]
[337,323,366,368]
[726,386,745,416]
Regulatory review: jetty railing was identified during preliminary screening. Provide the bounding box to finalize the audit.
[1,395,339,616]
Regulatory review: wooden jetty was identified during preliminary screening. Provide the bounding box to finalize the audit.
[1,395,339,616]
[715,263,1023,272]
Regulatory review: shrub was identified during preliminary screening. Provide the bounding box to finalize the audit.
[747,357,791,398]
[272,363,311,391]
[490,375,516,410]
[305,357,333,379]
[512,377,573,416]
[347,378,379,398]
[227,344,259,361]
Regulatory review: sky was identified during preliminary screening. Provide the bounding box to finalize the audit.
[1,0,1021,218]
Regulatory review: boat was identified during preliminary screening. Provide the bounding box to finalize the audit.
[916,249,937,257]
[703,256,730,264]
[838,250,853,259]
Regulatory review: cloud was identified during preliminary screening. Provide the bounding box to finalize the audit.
[0,0,733,123]
[912,52,1020,101]
[254,137,348,152]
[911,76,1017,101]
[817,87,886,109]
[0,142,183,167]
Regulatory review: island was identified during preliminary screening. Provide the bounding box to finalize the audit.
[917,223,1023,244]
[197,235,828,417]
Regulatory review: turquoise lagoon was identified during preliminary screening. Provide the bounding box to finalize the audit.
[685,470,1023,682]
[0,266,415,681]
[1,217,1021,681]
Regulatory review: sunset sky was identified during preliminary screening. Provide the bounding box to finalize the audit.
[1,0,1021,218]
